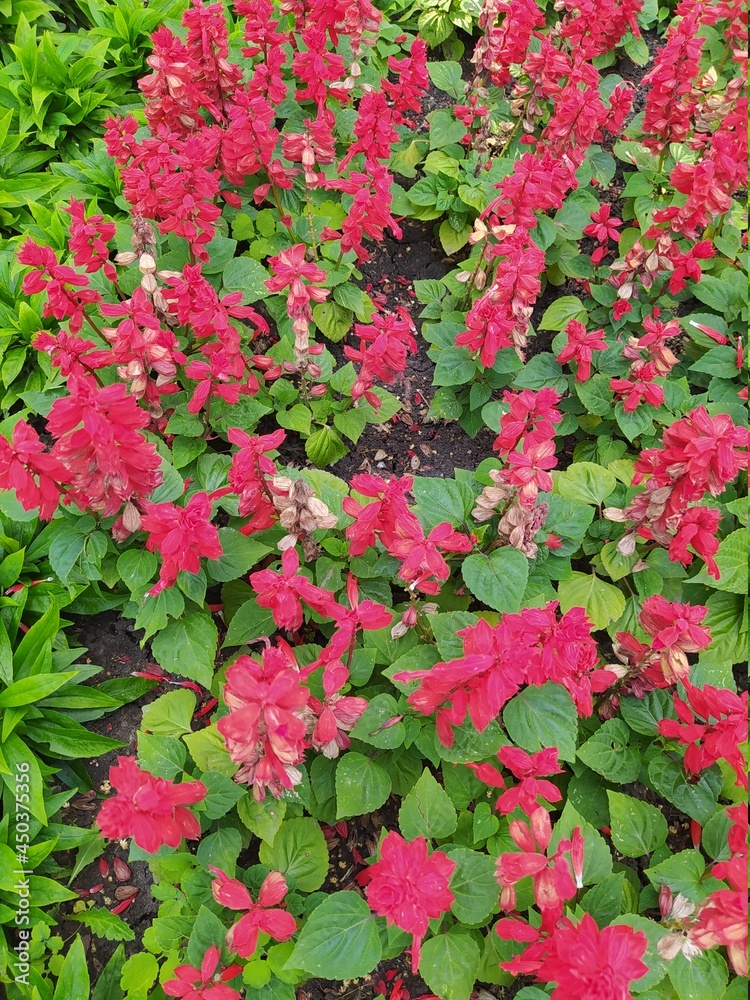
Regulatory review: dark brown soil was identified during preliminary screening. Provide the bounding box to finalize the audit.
[333,218,497,480]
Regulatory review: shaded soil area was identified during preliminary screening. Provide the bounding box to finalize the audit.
[333,218,497,480]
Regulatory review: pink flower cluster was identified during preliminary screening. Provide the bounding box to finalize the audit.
[394,603,614,747]
[608,406,747,577]
[343,474,474,595]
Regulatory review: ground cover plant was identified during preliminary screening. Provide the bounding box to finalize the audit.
[0,0,746,998]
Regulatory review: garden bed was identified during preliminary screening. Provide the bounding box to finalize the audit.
[0,2,747,1000]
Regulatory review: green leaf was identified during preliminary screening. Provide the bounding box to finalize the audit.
[289,891,382,979]
[558,572,626,629]
[577,720,640,784]
[222,598,276,648]
[137,731,187,780]
[429,109,467,149]
[420,931,480,1000]
[68,908,135,942]
[259,818,328,892]
[539,295,587,331]
[238,795,287,845]
[434,347,476,386]
[412,477,471,529]
[427,61,464,98]
[335,752,391,819]
[575,375,614,417]
[543,495,595,557]
[512,353,567,393]
[0,671,76,707]
[312,301,353,342]
[53,936,90,1000]
[350,693,405,749]
[183,724,236,776]
[306,425,348,467]
[206,528,271,583]
[647,756,721,825]
[447,848,498,924]
[49,517,94,583]
[117,549,158,591]
[186,905,227,967]
[439,219,472,255]
[645,850,706,903]
[556,462,616,504]
[668,950,728,1000]
[151,611,217,689]
[607,791,668,858]
[196,828,242,875]
[120,952,159,996]
[461,548,529,613]
[140,689,196,736]
[688,529,747,593]
[399,768,458,841]
[222,256,269,302]
[503,683,578,762]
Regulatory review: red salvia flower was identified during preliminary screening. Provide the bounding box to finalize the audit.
[534,912,649,1000]
[97,756,206,853]
[66,198,117,280]
[141,491,224,595]
[17,237,102,334]
[0,420,67,520]
[218,641,309,799]
[690,889,748,978]
[366,832,455,973]
[638,595,711,683]
[228,427,285,532]
[250,546,335,631]
[210,867,296,958]
[48,375,162,516]
[164,944,242,1000]
[556,320,607,382]
[659,682,748,790]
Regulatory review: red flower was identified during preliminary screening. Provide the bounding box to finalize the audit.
[667,506,722,578]
[17,237,102,333]
[228,427,285,532]
[495,807,580,921]
[639,595,711,683]
[500,433,557,506]
[328,573,393,656]
[690,889,748,978]
[97,756,206,853]
[265,244,328,315]
[66,198,117,280]
[535,913,648,1000]
[610,371,665,412]
[210,867,296,958]
[494,746,564,816]
[33,329,111,379]
[48,375,162,516]
[342,474,418,556]
[218,642,309,799]
[583,203,622,244]
[659,682,748,790]
[386,520,474,596]
[0,420,66,520]
[164,944,242,1000]
[250,546,335,631]
[141,492,223,595]
[366,832,455,973]
[556,320,607,382]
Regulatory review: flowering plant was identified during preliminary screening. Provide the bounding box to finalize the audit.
[0,1,746,1000]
